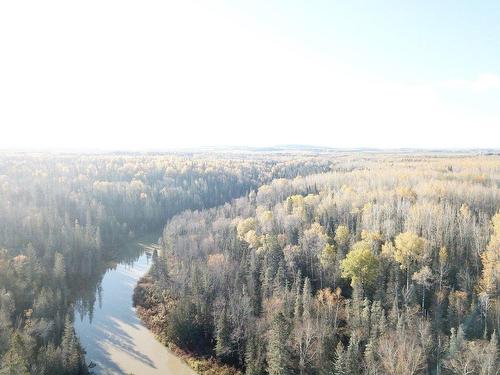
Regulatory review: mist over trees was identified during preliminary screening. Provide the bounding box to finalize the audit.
[0,152,332,374]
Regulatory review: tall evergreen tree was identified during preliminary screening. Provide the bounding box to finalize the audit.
[334,342,346,375]
[267,313,291,375]
[215,308,233,362]
[61,316,83,374]
[0,332,30,375]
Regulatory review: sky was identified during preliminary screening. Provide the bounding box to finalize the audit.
[0,1,499,150]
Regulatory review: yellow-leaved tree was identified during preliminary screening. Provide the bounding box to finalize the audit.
[340,240,379,289]
[394,232,426,289]
[334,225,350,248]
[478,212,500,334]
[237,217,257,239]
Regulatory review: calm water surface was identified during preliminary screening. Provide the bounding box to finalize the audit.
[74,244,195,375]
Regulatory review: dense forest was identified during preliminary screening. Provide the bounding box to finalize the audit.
[135,154,500,375]
[0,152,333,374]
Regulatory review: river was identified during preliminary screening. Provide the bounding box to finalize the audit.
[74,241,196,375]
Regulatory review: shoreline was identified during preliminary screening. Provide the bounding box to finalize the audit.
[133,275,242,375]
[74,241,196,375]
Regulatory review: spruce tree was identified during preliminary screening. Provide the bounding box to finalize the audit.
[294,271,303,319]
[267,313,291,375]
[302,277,313,321]
[215,308,232,362]
[61,316,82,374]
[345,334,360,375]
[0,332,30,375]
[333,342,346,375]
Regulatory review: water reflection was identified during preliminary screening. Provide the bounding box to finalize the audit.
[74,241,195,375]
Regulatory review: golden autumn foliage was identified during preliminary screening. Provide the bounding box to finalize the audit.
[334,225,350,247]
[319,243,336,268]
[244,230,261,249]
[237,217,257,239]
[479,212,500,296]
[393,232,426,270]
[340,240,379,287]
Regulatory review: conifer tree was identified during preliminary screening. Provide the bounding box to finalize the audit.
[215,308,233,362]
[333,342,346,375]
[267,313,291,375]
[294,271,303,319]
[302,277,313,321]
[0,332,30,375]
[61,316,83,374]
[345,334,360,375]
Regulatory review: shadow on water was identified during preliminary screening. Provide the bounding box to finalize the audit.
[73,236,180,374]
[72,239,148,326]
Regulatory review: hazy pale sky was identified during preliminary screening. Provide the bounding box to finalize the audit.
[0,1,499,150]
